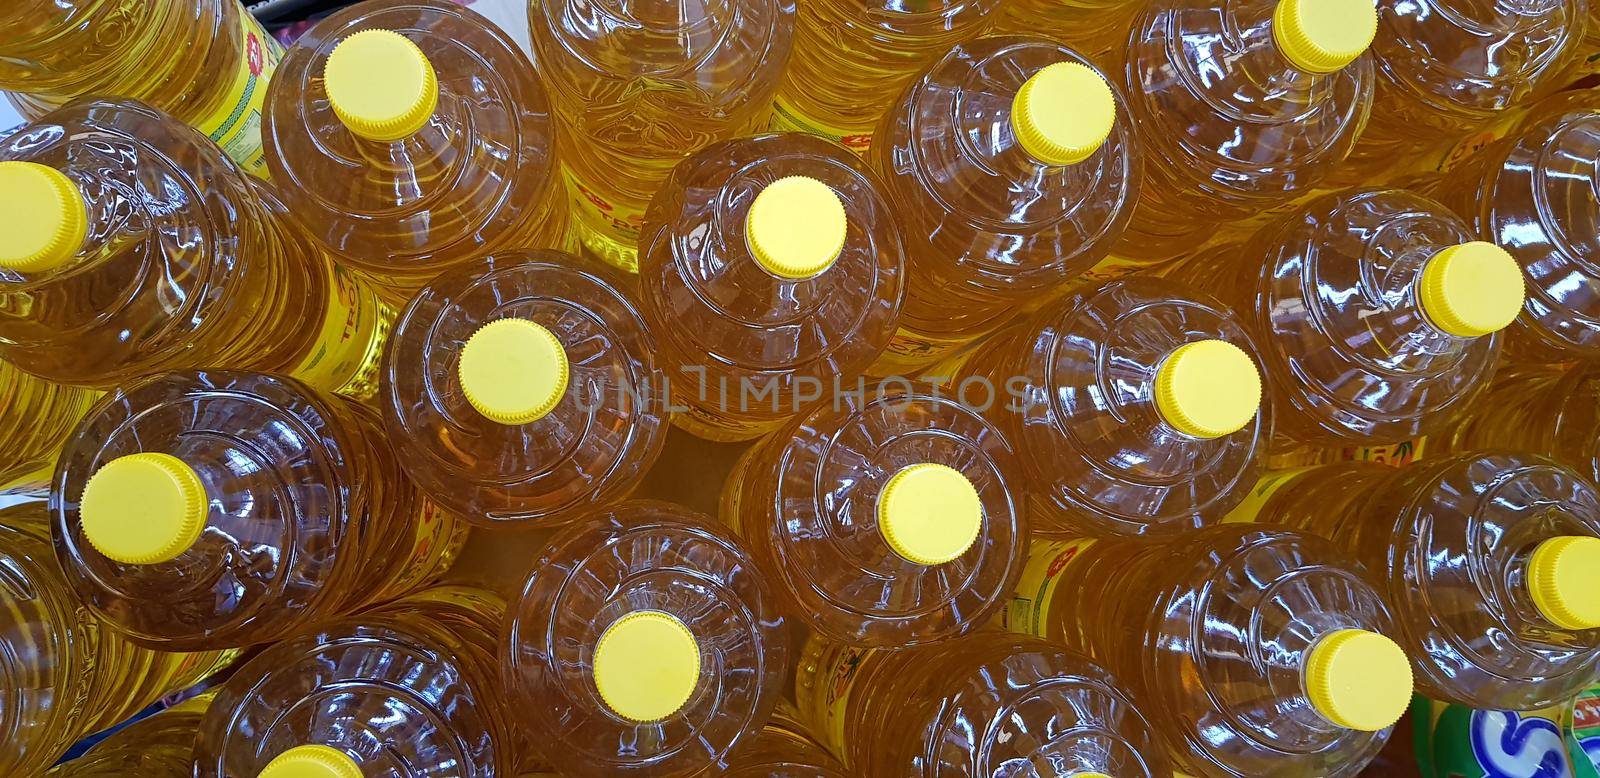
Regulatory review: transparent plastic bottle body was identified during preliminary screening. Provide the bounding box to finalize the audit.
[794,631,1172,777]
[723,705,848,777]
[264,0,569,299]
[1335,0,1587,188]
[0,0,284,176]
[1436,363,1600,483]
[0,360,98,487]
[46,691,214,777]
[1433,109,1600,362]
[384,251,668,528]
[769,0,997,152]
[638,133,905,441]
[1008,524,1405,777]
[868,37,1140,372]
[195,586,516,776]
[1116,0,1374,261]
[503,500,789,777]
[1169,189,1504,449]
[0,100,393,400]
[0,509,230,776]
[951,277,1270,537]
[51,370,466,652]
[720,382,1026,647]
[1242,452,1600,710]
[529,0,795,272]
[993,0,1144,63]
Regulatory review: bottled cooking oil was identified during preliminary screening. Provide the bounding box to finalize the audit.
[769,0,997,153]
[947,276,1268,537]
[263,0,569,301]
[528,0,794,272]
[1432,106,1600,362]
[795,631,1172,776]
[720,381,1026,647]
[504,500,790,777]
[0,360,98,488]
[994,0,1145,62]
[51,370,466,652]
[1115,0,1377,261]
[723,704,848,777]
[384,251,669,527]
[868,38,1141,372]
[1334,0,1587,187]
[0,0,283,177]
[0,100,393,401]
[1231,451,1600,710]
[1169,189,1524,449]
[1435,363,1600,484]
[638,133,905,442]
[47,692,215,777]
[194,586,516,776]
[1005,523,1412,777]
[0,506,232,776]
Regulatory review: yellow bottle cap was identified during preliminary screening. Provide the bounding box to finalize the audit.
[877,463,984,566]
[457,318,570,425]
[1528,535,1600,630]
[593,611,701,722]
[0,161,87,273]
[258,745,364,778]
[1272,0,1379,74]
[745,176,847,279]
[1152,340,1262,439]
[323,29,439,142]
[1010,62,1117,166]
[1417,241,1525,337]
[79,453,208,565]
[1304,629,1412,731]
[1071,774,1111,778]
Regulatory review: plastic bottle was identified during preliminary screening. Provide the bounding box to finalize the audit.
[46,692,215,777]
[867,38,1141,372]
[1115,0,1376,262]
[51,370,467,652]
[0,99,393,401]
[503,500,789,777]
[0,506,231,776]
[0,360,98,488]
[638,133,905,442]
[1435,363,1600,484]
[1168,188,1524,450]
[723,704,848,777]
[769,0,997,153]
[795,631,1172,776]
[1230,451,1600,710]
[384,251,669,527]
[528,0,795,272]
[1333,0,1587,187]
[994,0,1145,63]
[194,586,516,776]
[721,381,1026,646]
[1431,106,1600,362]
[263,0,569,302]
[0,0,283,176]
[945,276,1269,537]
[1004,523,1412,777]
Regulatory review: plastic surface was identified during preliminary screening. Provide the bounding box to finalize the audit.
[45,692,214,777]
[257,746,364,778]
[1245,452,1600,710]
[1152,340,1263,439]
[322,30,438,142]
[1302,629,1413,731]
[955,277,1269,537]
[638,133,904,441]
[0,161,87,272]
[264,0,567,295]
[1415,242,1525,337]
[994,0,1143,62]
[1271,0,1378,74]
[592,611,702,722]
[52,370,464,651]
[1528,536,1600,630]
[1437,362,1600,483]
[457,318,570,425]
[745,175,847,278]
[1011,62,1116,166]
[78,453,208,565]
[384,252,668,526]
[503,500,789,777]
[0,360,98,487]
[721,382,1026,646]
[721,705,848,777]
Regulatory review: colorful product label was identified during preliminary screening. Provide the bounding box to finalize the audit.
[564,170,646,270]
[1326,436,1428,468]
[196,11,283,178]
[287,261,394,401]
[1415,694,1575,778]
[380,498,470,599]
[1000,538,1097,637]
[768,95,874,155]
[804,641,873,756]
[1219,467,1318,524]
[1571,688,1600,778]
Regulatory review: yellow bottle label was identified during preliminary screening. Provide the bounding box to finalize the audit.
[1000,538,1097,637]
[1219,466,1319,524]
[564,170,646,270]
[194,11,283,179]
[1326,436,1427,468]
[670,404,782,442]
[287,260,394,401]
[805,641,874,757]
[768,95,874,155]
[380,498,470,598]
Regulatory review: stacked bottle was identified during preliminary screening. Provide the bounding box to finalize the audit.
[1436,363,1600,482]
[46,692,214,777]
[0,361,98,488]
